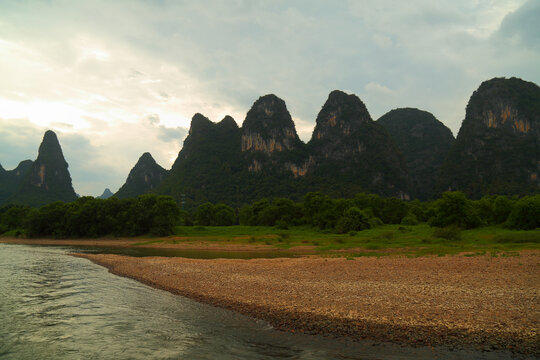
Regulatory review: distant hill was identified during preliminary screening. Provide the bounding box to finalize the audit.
[115,152,168,199]
[1,130,77,207]
[437,77,540,198]
[378,108,455,200]
[97,188,114,199]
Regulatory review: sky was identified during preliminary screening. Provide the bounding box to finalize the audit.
[0,0,539,196]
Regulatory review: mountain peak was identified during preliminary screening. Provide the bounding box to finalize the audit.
[378,108,455,200]
[37,130,66,163]
[138,152,156,164]
[464,77,540,135]
[97,188,114,199]
[437,77,540,197]
[188,113,214,136]
[311,90,372,142]
[218,115,238,129]
[241,94,300,153]
[115,152,168,199]
[9,130,77,206]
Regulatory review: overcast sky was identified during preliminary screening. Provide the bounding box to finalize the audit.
[0,0,539,196]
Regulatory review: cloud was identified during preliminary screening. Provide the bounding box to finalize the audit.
[497,0,540,47]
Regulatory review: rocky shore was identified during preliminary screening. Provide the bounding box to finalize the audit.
[74,252,540,355]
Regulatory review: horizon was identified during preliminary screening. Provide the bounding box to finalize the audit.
[1,0,539,196]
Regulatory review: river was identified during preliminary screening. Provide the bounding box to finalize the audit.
[0,244,532,359]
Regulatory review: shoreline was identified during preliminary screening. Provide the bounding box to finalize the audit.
[72,252,539,355]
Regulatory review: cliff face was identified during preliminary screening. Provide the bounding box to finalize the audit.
[115,152,168,199]
[308,90,409,198]
[241,94,301,154]
[437,77,540,197]
[378,108,455,200]
[9,131,77,206]
[312,90,371,141]
[240,94,308,176]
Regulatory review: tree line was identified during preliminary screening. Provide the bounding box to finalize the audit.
[190,191,539,232]
[0,191,538,238]
[0,194,179,238]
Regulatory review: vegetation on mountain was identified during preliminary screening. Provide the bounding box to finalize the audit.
[307,90,409,198]
[378,108,455,200]
[437,77,540,198]
[0,160,34,205]
[115,152,168,199]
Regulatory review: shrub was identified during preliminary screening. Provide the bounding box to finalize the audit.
[430,191,481,229]
[336,207,371,233]
[401,214,419,225]
[275,220,289,230]
[505,195,540,230]
[433,226,462,240]
[368,217,384,228]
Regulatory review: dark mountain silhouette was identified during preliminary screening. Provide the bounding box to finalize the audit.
[378,108,455,200]
[0,160,34,205]
[5,131,77,207]
[115,152,168,199]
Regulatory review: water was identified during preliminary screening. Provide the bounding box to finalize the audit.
[0,244,532,360]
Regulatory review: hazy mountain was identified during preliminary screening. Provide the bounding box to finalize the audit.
[97,188,114,199]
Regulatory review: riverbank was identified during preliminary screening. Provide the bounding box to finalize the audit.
[74,251,540,355]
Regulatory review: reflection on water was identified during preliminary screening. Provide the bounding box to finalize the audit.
[0,244,529,360]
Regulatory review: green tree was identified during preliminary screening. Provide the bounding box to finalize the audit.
[336,207,371,233]
[213,204,236,226]
[429,191,481,229]
[505,195,540,230]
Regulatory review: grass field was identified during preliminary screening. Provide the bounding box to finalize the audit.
[133,224,540,257]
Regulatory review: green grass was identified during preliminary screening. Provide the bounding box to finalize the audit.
[157,224,540,257]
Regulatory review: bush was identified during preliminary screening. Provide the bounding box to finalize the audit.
[275,220,289,230]
[505,195,540,230]
[430,191,481,229]
[433,226,462,240]
[336,207,371,233]
[368,217,384,228]
[401,214,419,225]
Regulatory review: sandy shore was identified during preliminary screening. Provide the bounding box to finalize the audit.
[73,252,540,354]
